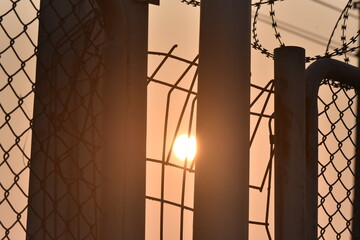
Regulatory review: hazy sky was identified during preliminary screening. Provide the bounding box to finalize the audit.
[147,1,359,239]
[0,0,359,239]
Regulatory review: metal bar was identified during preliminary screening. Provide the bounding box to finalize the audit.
[27,1,100,239]
[354,99,360,238]
[194,0,251,239]
[305,58,360,240]
[136,0,159,5]
[265,117,275,240]
[96,0,148,239]
[250,81,275,146]
[147,45,178,84]
[353,3,360,239]
[274,46,306,240]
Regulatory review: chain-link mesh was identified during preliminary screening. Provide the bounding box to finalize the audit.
[2,2,275,239]
[0,0,107,239]
[3,0,360,240]
[317,80,360,240]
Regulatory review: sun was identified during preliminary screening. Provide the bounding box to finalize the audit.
[173,134,197,161]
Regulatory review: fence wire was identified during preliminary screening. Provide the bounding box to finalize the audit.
[251,0,360,63]
[178,0,360,239]
[146,46,198,240]
[146,46,275,240]
[0,0,107,239]
[2,0,360,240]
[317,80,360,240]
[180,0,360,63]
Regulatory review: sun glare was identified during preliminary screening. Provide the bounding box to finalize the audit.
[173,134,197,161]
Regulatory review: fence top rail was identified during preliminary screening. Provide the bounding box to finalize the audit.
[305,57,360,240]
[306,58,360,97]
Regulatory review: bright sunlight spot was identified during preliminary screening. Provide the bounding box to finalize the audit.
[173,134,197,161]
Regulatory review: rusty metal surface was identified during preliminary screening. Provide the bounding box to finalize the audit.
[274,46,306,240]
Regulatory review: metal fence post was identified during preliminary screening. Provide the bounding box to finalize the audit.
[274,46,306,240]
[194,0,251,239]
[97,0,148,239]
[305,58,360,240]
[27,0,148,239]
[27,1,103,238]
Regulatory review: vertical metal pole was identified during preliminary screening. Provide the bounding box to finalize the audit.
[28,0,148,239]
[354,79,360,236]
[27,2,99,239]
[97,0,148,239]
[305,58,360,240]
[194,0,251,239]
[274,46,306,240]
[353,3,360,239]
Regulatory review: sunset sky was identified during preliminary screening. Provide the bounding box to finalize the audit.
[0,0,359,239]
[147,1,359,239]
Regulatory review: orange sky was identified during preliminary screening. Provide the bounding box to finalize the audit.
[0,0,359,239]
[147,1,359,239]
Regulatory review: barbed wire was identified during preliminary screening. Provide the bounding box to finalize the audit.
[252,0,360,62]
[180,0,284,7]
[252,0,275,59]
[326,0,353,63]
[181,0,360,62]
[181,0,200,7]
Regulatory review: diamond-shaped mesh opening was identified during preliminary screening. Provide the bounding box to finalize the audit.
[317,79,360,240]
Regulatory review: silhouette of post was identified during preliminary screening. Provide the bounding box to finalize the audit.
[274,46,306,240]
[97,0,148,239]
[28,0,149,239]
[27,1,105,238]
[194,0,251,239]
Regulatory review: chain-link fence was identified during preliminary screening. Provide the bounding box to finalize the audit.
[2,0,360,239]
[251,1,360,239]
[0,0,107,239]
[317,79,360,240]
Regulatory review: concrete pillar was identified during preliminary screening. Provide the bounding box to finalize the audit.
[194,0,251,239]
[274,46,306,240]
